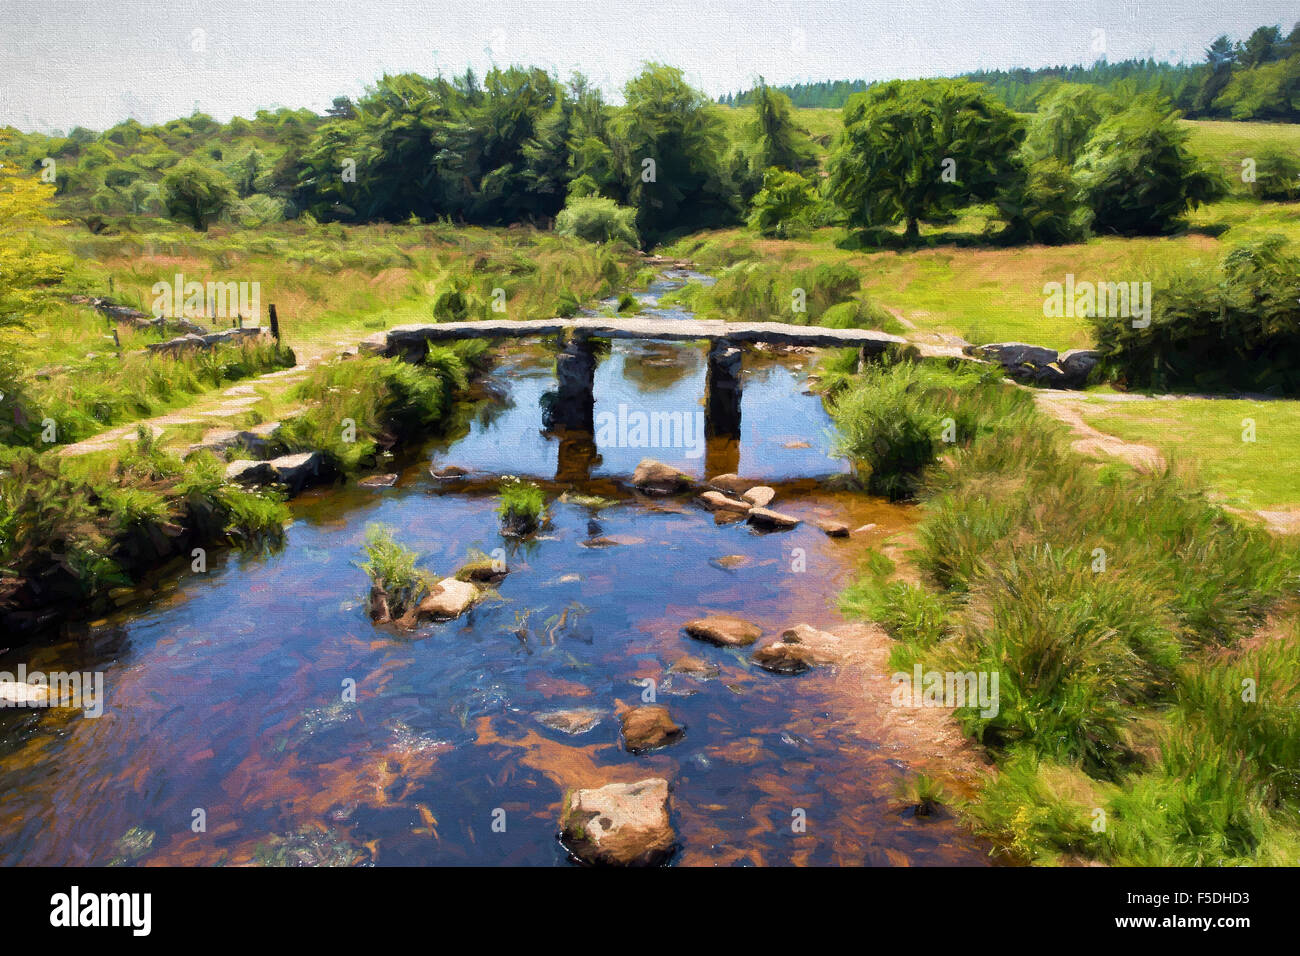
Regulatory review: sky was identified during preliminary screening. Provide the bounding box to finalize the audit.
[0,0,1295,133]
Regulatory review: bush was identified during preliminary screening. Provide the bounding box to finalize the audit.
[1090,236,1300,393]
[746,167,818,238]
[998,158,1093,245]
[1247,146,1300,201]
[1072,99,1221,235]
[555,196,640,246]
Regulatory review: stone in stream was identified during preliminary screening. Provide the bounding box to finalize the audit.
[416,578,480,621]
[269,451,325,494]
[710,554,751,571]
[816,519,850,537]
[536,708,604,736]
[683,614,762,647]
[752,636,818,675]
[632,458,693,495]
[358,473,399,488]
[0,681,52,707]
[707,473,753,496]
[224,459,276,486]
[455,556,508,584]
[698,490,750,514]
[559,778,676,867]
[742,486,776,508]
[667,655,721,680]
[746,506,801,530]
[619,705,685,753]
[431,464,468,479]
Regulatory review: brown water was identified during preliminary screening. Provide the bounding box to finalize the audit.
[0,274,993,866]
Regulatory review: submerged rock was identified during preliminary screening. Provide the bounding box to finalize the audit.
[746,506,801,530]
[0,681,51,707]
[536,708,604,735]
[358,473,399,488]
[667,655,720,680]
[431,464,469,479]
[559,778,676,867]
[683,614,762,647]
[710,554,751,571]
[416,578,480,620]
[620,705,685,752]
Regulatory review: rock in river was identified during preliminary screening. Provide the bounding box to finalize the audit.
[416,578,480,621]
[746,506,801,530]
[633,458,693,494]
[699,490,750,514]
[536,708,604,735]
[620,705,684,752]
[559,778,676,867]
[752,636,818,674]
[816,519,850,537]
[742,486,776,508]
[683,614,762,647]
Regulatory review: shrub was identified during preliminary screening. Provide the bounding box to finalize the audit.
[357,523,430,618]
[1072,99,1221,235]
[746,167,818,238]
[555,196,640,246]
[1247,146,1300,201]
[1090,236,1300,393]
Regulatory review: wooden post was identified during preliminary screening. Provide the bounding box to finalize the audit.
[268,304,280,342]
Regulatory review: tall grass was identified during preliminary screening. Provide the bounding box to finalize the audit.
[833,360,1300,864]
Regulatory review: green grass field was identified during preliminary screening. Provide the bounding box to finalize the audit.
[1074,394,1300,511]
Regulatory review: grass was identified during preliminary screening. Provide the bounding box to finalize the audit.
[277,346,481,473]
[496,477,546,536]
[0,428,289,630]
[832,359,1300,864]
[1072,394,1300,511]
[357,523,433,619]
[5,336,295,447]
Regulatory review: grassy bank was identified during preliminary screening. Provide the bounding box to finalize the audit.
[831,359,1300,865]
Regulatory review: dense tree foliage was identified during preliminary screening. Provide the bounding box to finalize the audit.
[827,79,1024,241]
[1072,99,1221,235]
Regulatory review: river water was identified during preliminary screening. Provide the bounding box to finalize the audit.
[0,272,992,866]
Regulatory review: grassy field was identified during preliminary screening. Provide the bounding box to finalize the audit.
[9,222,633,452]
[1072,394,1300,511]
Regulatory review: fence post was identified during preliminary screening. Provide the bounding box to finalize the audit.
[269,304,280,342]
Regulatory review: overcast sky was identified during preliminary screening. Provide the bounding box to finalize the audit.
[1,0,1295,133]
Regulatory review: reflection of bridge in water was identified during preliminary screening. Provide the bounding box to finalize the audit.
[364,317,959,483]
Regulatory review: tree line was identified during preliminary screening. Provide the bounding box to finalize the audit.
[723,20,1300,121]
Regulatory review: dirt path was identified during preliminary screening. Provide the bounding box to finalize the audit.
[55,338,354,458]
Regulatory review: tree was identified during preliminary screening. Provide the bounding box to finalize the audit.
[160,159,235,230]
[745,79,817,174]
[826,78,1024,242]
[1194,35,1237,115]
[1022,83,1118,165]
[1073,99,1220,235]
[1240,25,1284,68]
[747,167,818,238]
[610,64,736,243]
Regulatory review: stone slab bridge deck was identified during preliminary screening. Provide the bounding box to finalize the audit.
[359,317,968,438]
